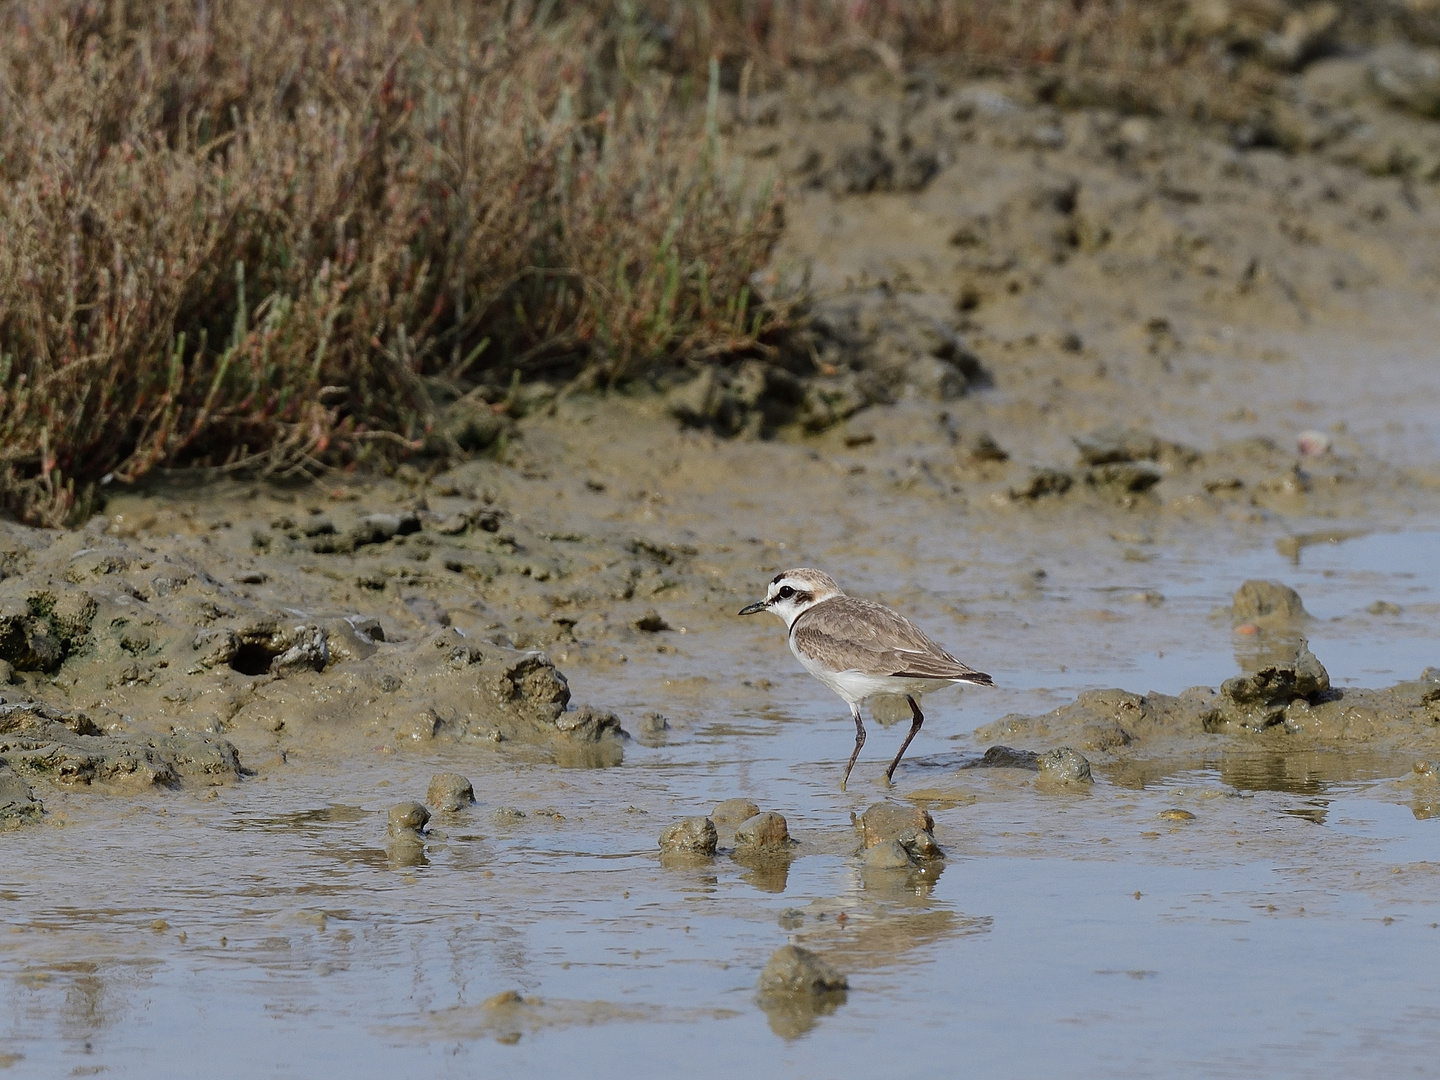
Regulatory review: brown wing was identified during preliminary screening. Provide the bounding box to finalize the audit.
[792,597,992,684]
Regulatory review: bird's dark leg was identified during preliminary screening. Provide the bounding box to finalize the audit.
[885,695,925,782]
[840,705,866,791]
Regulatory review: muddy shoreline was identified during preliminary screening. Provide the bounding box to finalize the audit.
[6,55,1440,1079]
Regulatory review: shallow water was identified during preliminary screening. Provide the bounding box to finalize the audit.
[4,522,1440,1078]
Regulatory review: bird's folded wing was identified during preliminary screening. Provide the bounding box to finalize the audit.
[792,623,991,684]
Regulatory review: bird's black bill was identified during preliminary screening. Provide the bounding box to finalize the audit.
[738,600,767,615]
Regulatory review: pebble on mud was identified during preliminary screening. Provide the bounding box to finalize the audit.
[426,773,474,812]
[1158,809,1195,821]
[758,945,849,996]
[659,816,718,856]
[711,798,761,825]
[1232,580,1308,626]
[733,812,793,852]
[1035,747,1094,786]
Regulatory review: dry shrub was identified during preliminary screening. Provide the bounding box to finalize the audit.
[0,0,784,526]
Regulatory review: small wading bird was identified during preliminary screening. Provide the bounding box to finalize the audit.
[740,568,992,789]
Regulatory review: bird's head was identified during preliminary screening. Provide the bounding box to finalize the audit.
[738,568,844,628]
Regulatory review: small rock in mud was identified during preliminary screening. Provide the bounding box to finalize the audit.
[0,766,42,822]
[659,816,718,856]
[1035,747,1093,786]
[1158,809,1196,821]
[387,801,430,836]
[712,798,761,825]
[634,609,670,633]
[494,806,526,823]
[1232,580,1309,626]
[554,704,624,742]
[862,838,916,869]
[758,945,849,996]
[734,811,792,852]
[859,802,934,848]
[1368,600,1403,616]
[426,773,474,812]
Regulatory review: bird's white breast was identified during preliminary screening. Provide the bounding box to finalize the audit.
[789,634,920,705]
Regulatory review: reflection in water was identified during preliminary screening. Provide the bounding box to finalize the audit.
[859,859,945,902]
[1107,750,1417,795]
[757,988,848,1039]
[733,852,792,893]
[219,805,371,831]
[1279,804,1330,825]
[1232,629,1309,675]
[384,836,428,868]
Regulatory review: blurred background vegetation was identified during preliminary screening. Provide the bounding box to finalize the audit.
[0,0,1431,524]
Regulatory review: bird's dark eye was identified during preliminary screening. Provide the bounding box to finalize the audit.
[777,586,795,599]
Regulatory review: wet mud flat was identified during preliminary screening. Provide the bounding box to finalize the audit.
[5,64,1440,1079]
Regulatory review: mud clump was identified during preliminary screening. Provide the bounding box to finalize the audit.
[426,773,474,812]
[858,802,944,864]
[0,584,96,673]
[0,766,43,823]
[1036,747,1094,787]
[963,744,1094,787]
[1232,580,1309,627]
[385,800,430,868]
[1009,468,1074,501]
[1205,642,1333,733]
[758,945,849,996]
[659,816,718,856]
[388,801,430,835]
[0,700,241,788]
[975,650,1440,755]
[733,811,793,853]
[858,802,933,847]
[861,839,915,869]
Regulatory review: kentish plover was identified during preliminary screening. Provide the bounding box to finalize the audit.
[740,568,992,788]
